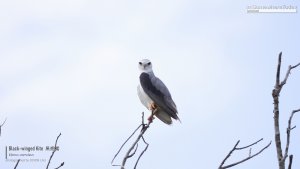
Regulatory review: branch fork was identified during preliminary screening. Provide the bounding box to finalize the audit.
[112,111,154,169]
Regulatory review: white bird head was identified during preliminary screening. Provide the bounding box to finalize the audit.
[138,59,153,73]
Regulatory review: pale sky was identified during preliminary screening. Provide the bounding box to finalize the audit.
[0,0,300,169]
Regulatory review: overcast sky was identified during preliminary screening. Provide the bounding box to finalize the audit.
[0,0,300,169]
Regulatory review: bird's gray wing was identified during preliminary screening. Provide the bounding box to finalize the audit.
[139,73,179,120]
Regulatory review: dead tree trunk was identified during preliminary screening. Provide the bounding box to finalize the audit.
[272,52,300,169]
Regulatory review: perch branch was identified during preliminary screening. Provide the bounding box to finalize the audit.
[112,111,154,169]
[111,124,144,166]
[219,138,271,169]
[121,111,153,169]
[46,133,63,169]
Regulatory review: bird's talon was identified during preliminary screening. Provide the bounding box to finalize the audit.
[147,115,155,123]
[148,102,157,111]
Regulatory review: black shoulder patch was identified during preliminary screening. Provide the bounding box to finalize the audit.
[139,73,164,99]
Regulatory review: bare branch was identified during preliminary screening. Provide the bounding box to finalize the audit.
[14,159,20,169]
[281,62,300,87]
[272,53,284,168]
[0,117,7,126]
[0,117,7,137]
[54,162,65,169]
[272,52,300,169]
[275,52,282,87]
[111,123,143,166]
[219,140,240,168]
[283,109,300,161]
[248,148,252,157]
[46,133,63,169]
[112,111,154,169]
[134,136,149,169]
[288,155,293,169]
[236,138,263,150]
[290,126,296,130]
[219,139,271,169]
[291,62,300,69]
[121,113,153,169]
[128,143,139,158]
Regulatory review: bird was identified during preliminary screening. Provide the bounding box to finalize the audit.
[137,59,180,125]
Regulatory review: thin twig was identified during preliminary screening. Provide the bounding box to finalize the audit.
[222,141,271,169]
[46,133,62,169]
[288,155,293,169]
[128,143,139,158]
[0,117,7,137]
[134,136,149,169]
[275,52,282,87]
[248,148,252,157]
[54,162,65,169]
[280,62,300,87]
[283,109,300,161]
[236,138,263,150]
[111,124,143,166]
[219,140,240,168]
[121,113,153,169]
[14,159,20,169]
[112,111,153,169]
[219,139,271,169]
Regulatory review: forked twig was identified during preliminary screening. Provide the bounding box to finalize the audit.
[111,124,144,166]
[46,133,63,169]
[235,138,263,150]
[134,136,149,169]
[112,111,153,169]
[284,109,300,161]
[219,138,271,169]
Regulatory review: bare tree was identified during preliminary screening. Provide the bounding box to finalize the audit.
[272,52,300,169]
[219,52,300,169]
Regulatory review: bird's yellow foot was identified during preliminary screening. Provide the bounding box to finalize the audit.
[147,105,158,123]
[148,102,158,111]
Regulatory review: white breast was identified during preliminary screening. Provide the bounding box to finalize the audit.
[137,85,153,109]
